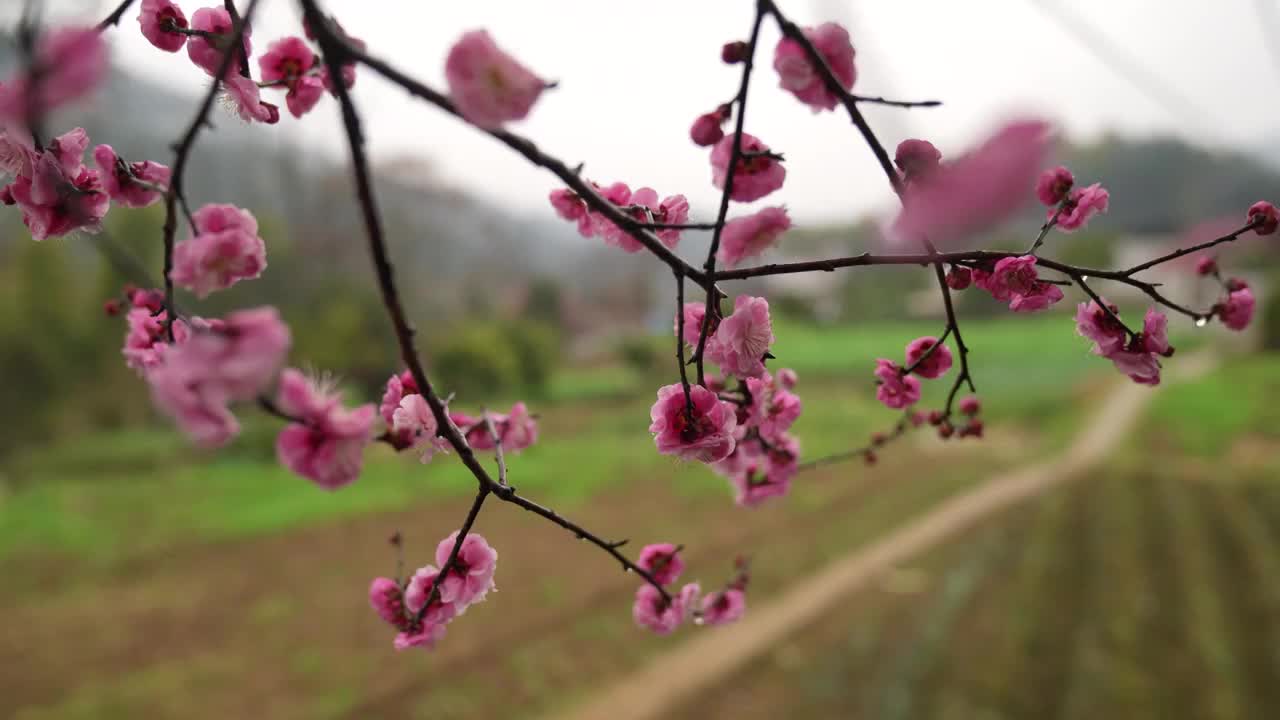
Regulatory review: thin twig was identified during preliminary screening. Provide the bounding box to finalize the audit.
[160,0,261,340]
[482,412,508,488]
[97,0,137,29]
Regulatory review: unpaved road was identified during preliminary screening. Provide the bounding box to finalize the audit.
[560,353,1217,720]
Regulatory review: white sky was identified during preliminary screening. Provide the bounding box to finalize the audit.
[73,0,1280,224]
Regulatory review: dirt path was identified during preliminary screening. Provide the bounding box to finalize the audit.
[560,352,1217,720]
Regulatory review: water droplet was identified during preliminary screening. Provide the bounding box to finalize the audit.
[694,616,706,626]
[1081,275,1089,282]
[1195,317,1208,327]
[625,567,633,573]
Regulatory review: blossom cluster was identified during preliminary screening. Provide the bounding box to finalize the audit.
[630,544,748,634]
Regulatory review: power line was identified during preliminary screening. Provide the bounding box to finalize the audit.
[1025,0,1215,130]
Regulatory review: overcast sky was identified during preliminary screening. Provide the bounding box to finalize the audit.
[60,1,1280,224]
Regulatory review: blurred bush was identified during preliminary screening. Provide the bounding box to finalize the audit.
[433,320,561,399]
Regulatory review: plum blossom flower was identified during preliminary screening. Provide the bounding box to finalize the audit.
[776,368,798,389]
[959,395,981,416]
[718,434,799,507]
[773,22,856,112]
[718,206,791,267]
[138,0,188,52]
[549,188,587,225]
[1075,300,1128,357]
[649,384,738,463]
[499,402,539,452]
[874,359,920,409]
[690,108,728,146]
[980,256,1064,312]
[222,74,280,124]
[1217,283,1256,331]
[745,374,802,438]
[122,307,188,374]
[170,203,267,298]
[710,296,774,379]
[623,187,689,248]
[632,584,685,635]
[945,265,972,290]
[676,302,715,349]
[1056,183,1109,232]
[1248,201,1278,235]
[1195,256,1218,276]
[369,577,408,628]
[397,564,458,650]
[187,7,251,77]
[148,308,289,447]
[435,531,498,610]
[392,394,450,463]
[895,139,942,185]
[93,145,169,208]
[4,128,110,240]
[379,370,420,449]
[710,133,786,203]
[445,30,546,129]
[258,37,326,118]
[274,368,376,489]
[0,28,107,122]
[700,588,746,626]
[637,543,685,585]
[904,336,953,379]
[890,119,1050,247]
[1035,166,1074,206]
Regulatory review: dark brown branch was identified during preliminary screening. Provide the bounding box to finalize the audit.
[415,487,490,624]
[1121,220,1258,277]
[674,270,694,410]
[97,0,137,29]
[693,1,767,386]
[222,0,253,80]
[160,0,260,340]
[851,93,942,108]
[300,0,673,605]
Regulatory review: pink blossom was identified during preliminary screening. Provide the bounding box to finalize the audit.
[745,375,802,438]
[690,110,726,147]
[187,7,251,77]
[946,266,972,290]
[776,368,798,389]
[122,308,187,374]
[895,139,942,184]
[656,194,690,247]
[6,128,109,240]
[1195,256,1218,276]
[621,187,687,249]
[1217,284,1256,331]
[1056,183,1109,232]
[445,30,545,129]
[700,588,746,626]
[275,368,376,489]
[451,411,496,450]
[369,577,407,628]
[1035,166,1074,206]
[719,435,798,507]
[379,370,419,449]
[92,145,169,208]
[1248,201,1278,235]
[679,583,702,622]
[890,119,1050,247]
[773,22,856,112]
[392,394,450,463]
[959,395,981,416]
[984,256,1064,312]
[710,133,786,203]
[1075,300,1128,356]
[710,296,774,379]
[222,75,280,124]
[258,37,325,118]
[1108,344,1162,386]
[138,0,188,52]
[499,402,539,452]
[718,206,791,267]
[637,543,685,585]
[632,584,684,635]
[397,564,457,650]
[904,336,953,379]
[549,188,587,224]
[874,359,921,409]
[649,384,738,463]
[0,28,107,122]
[435,531,498,609]
[170,203,267,298]
[149,308,289,448]
[1142,308,1173,357]
[675,302,714,349]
